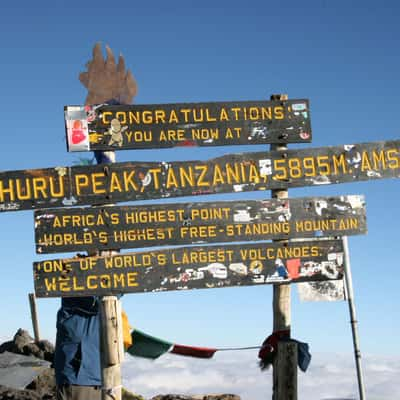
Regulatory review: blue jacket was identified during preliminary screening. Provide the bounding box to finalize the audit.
[54,297,101,386]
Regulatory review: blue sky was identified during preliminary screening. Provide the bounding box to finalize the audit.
[0,1,399,398]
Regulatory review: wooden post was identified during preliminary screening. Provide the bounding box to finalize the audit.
[270,94,297,400]
[100,295,124,400]
[28,293,40,342]
[79,42,138,400]
[94,161,123,400]
[275,341,297,399]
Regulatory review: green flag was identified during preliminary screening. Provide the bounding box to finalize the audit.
[127,329,172,359]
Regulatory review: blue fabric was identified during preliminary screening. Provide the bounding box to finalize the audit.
[294,340,311,372]
[54,297,101,386]
[94,151,114,164]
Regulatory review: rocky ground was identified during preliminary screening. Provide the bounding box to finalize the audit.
[0,330,240,400]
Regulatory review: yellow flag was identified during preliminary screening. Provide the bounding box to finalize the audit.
[122,309,133,350]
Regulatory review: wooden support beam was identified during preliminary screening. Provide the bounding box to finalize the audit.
[28,293,40,342]
[270,93,297,400]
[275,341,298,400]
[100,296,123,400]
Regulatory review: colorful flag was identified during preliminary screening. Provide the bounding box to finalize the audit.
[127,329,172,359]
[170,344,217,359]
[126,329,218,360]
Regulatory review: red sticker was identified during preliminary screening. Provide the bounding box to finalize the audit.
[71,129,86,144]
[300,131,310,140]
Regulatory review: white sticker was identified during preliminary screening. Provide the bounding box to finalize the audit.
[292,103,307,111]
[65,106,90,152]
[259,159,272,176]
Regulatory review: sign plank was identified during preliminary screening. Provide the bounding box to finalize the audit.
[34,195,366,254]
[33,239,345,298]
[65,99,311,151]
[1,139,399,212]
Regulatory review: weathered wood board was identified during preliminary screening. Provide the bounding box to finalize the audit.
[33,239,345,298]
[1,139,398,212]
[34,195,366,254]
[65,99,311,151]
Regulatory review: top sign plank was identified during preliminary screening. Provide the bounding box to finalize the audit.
[65,99,311,151]
[0,139,399,212]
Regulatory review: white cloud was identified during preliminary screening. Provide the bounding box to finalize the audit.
[123,350,265,399]
[122,351,400,400]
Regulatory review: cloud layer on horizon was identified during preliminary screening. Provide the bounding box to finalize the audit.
[122,350,400,400]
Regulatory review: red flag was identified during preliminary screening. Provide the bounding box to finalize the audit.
[170,344,217,359]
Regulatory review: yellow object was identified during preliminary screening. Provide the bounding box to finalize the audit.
[122,309,133,350]
[122,387,144,400]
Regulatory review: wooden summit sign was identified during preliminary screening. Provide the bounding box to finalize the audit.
[65,99,311,151]
[33,238,345,297]
[34,195,366,254]
[1,139,398,212]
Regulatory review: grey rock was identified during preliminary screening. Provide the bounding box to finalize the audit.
[13,330,34,353]
[25,368,56,398]
[0,330,54,364]
[151,396,241,400]
[0,341,13,354]
[0,385,41,400]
